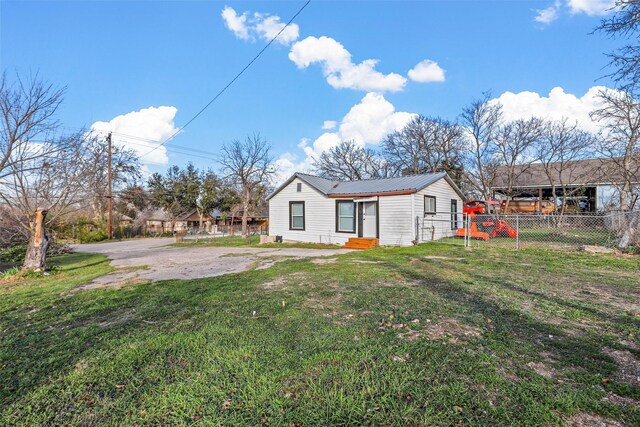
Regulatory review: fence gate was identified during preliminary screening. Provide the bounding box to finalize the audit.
[415,212,468,246]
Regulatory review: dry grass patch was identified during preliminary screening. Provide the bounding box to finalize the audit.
[566,413,622,427]
[422,317,482,342]
[603,348,640,387]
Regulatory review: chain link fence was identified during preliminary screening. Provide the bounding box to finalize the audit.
[416,212,468,246]
[418,211,640,250]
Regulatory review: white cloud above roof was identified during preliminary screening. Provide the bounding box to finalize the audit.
[274,92,415,181]
[289,36,407,92]
[221,6,251,41]
[408,59,446,83]
[533,0,616,24]
[90,106,178,167]
[322,120,337,130]
[221,6,299,45]
[567,0,615,15]
[490,86,619,133]
[535,1,562,24]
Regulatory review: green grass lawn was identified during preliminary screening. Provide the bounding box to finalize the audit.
[1,245,639,426]
[171,235,342,249]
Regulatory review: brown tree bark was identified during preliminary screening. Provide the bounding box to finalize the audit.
[23,208,49,272]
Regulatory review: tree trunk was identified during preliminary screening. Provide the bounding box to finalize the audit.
[23,208,49,272]
[242,187,250,237]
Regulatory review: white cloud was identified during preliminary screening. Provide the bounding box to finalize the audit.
[289,36,407,92]
[253,13,299,45]
[407,59,446,83]
[90,106,178,167]
[490,86,618,133]
[221,6,250,41]
[221,6,299,45]
[322,120,337,130]
[274,93,416,181]
[535,1,562,24]
[568,0,615,16]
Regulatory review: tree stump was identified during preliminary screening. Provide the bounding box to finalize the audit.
[23,208,49,272]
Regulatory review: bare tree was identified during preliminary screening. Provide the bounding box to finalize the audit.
[590,89,640,210]
[219,134,274,237]
[0,72,66,180]
[494,117,545,210]
[461,93,503,199]
[535,119,594,213]
[0,72,92,271]
[0,131,91,270]
[595,0,640,94]
[83,132,141,222]
[382,116,465,180]
[314,140,388,180]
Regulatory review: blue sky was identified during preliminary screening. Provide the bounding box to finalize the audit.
[1,0,622,178]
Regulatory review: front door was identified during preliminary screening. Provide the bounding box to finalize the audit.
[360,201,378,238]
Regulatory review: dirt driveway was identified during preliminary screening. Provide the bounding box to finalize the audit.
[74,238,350,289]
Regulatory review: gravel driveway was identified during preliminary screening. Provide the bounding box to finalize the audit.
[73,238,350,289]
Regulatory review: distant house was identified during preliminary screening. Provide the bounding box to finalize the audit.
[144,209,171,234]
[491,158,640,211]
[267,172,465,246]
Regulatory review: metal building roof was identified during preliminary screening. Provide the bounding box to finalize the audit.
[267,171,463,200]
[327,172,448,196]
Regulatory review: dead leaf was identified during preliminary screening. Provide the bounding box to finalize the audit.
[222,400,231,410]
[115,384,125,389]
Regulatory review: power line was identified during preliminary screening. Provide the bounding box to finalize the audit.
[140,0,312,158]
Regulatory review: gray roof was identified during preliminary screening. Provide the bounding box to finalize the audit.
[267,172,464,200]
[492,157,640,189]
[295,173,337,194]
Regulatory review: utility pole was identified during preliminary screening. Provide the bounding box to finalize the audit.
[107,132,113,240]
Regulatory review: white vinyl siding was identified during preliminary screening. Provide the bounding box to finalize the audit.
[269,178,353,245]
[414,178,464,241]
[268,175,464,246]
[378,194,414,246]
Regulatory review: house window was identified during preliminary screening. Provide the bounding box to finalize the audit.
[451,199,458,230]
[296,183,302,192]
[289,201,305,230]
[335,200,356,233]
[424,196,436,215]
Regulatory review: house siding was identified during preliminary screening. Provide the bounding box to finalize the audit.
[269,178,355,245]
[378,195,414,246]
[414,178,464,241]
[269,175,464,246]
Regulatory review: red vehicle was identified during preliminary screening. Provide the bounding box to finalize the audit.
[455,200,517,241]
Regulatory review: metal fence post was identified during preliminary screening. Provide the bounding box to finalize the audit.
[516,215,520,250]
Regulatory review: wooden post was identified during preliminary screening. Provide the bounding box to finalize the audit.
[538,188,543,214]
[107,132,113,240]
[23,208,49,271]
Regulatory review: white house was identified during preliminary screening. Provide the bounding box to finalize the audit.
[266,172,465,247]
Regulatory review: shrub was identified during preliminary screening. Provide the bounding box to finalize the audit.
[76,229,108,243]
[0,244,28,263]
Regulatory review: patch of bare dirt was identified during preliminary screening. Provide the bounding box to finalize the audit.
[526,361,556,379]
[602,392,640,407]
[311,258,337,264]
[566,413,622,427]
[603,348,640,387]
[422,255,464,261]
[423,317,482,342]
[371,279,419,288]
[352,260,384,264]
[260,272,306,290]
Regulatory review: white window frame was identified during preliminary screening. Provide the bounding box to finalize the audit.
[424,195,436,216]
